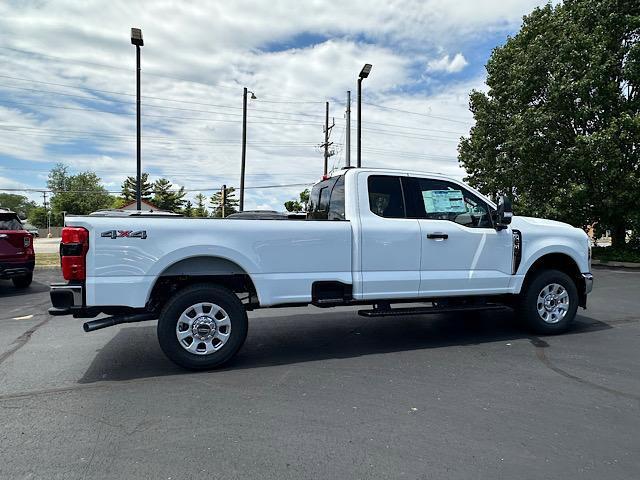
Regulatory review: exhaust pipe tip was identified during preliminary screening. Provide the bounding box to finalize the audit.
[83,313,156,333]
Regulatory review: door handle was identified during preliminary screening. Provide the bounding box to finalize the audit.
[427,232,448,240]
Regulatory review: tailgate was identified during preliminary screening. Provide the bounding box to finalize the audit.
[0,230,32,260]
[0,213,32,261]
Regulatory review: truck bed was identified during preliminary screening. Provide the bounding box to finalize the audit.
[66,216,352,308]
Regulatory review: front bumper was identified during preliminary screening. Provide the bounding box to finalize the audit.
[577,272,593,308]
[582,273,593,294]
[0,259,35,279]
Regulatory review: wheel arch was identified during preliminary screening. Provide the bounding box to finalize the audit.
[146,255,260,311]
[520,252,586,307]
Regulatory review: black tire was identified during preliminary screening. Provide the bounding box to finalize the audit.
[157,283,248,370]
[12,272,33,289]
[516,269,578,335]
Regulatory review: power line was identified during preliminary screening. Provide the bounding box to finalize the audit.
[0,75,470,136]
[363,101,471,125]
[1,47,330,103]
[0,182,314,194]
[0,99,326,126]
[1,48,475,124]
[0,165,319,180]
[338,118,466,136]
[253,98,324,104]
[0,46,244,92]
[0,125,320,148]
[0,74,326,114]
[358,127,459,142]
[0,77,330,119]
[0,73,137,98]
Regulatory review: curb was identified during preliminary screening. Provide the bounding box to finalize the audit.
[592,259,640,270]
[35,265,60,270]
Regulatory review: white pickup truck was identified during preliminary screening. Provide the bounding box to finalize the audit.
[49,168,593,369]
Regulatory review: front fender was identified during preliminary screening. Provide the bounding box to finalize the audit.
[511,240,589,293]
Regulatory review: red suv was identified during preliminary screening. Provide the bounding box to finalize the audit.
[0,208,35,288]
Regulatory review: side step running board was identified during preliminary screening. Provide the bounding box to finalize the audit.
[313,298,350,307]
[358,304,508,318]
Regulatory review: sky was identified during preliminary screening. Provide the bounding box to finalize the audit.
[0,0,548,211]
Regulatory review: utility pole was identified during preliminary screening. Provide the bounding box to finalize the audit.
[221,184,227,218]
[345,91,351,167]
[240,87,248,212]
[321,101,335,175]
[42,191,51,238]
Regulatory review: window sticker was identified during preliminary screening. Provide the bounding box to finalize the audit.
[423,190,466,214]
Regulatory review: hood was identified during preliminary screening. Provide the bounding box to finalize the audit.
[511,216,577,231]
[511,216,588,244]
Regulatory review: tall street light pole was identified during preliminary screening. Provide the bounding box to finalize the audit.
[239,87,256,212]
[131,28,144,210]
[357,63,372,168]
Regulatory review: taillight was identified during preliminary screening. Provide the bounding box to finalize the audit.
[60,227,89,281]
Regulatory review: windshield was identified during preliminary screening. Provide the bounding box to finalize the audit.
[0,213,24,230]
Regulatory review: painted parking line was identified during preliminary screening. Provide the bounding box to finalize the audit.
[12,315,34,321]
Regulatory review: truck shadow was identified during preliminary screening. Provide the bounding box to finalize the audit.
[0,279,50,298]
[78,309,613,384]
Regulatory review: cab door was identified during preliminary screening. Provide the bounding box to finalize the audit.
[402,176,513,296]
[355,173,421,300]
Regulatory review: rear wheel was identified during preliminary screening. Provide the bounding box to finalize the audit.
[157,283,248,370]
[12,273,33,289]
[517,269,578,334]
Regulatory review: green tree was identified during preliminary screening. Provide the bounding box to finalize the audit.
[152,178,186,212]
[47,163,114,217]
[284,188,310,213]
[458,0,640,248]
[120,172,153,203]
[210,186,239,218]
[183,200,193,217]
[28,206,55,229]
[193,193,208,217]
[0,193,37,218]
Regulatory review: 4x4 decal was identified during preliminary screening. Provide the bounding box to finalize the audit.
[101,230,147,239]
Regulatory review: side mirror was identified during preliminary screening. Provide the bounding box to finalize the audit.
[496,195,513,228]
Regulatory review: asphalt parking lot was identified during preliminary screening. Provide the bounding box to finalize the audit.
[0,268,639,479]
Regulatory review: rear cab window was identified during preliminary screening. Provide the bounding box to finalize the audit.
[367,175,406,218]
[0,213,24,230]
[308,176,346,220]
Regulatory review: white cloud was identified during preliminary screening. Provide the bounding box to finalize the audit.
[0,0,548,210]
[427,53,469,73]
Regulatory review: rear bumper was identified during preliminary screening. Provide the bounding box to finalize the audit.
[0,259,35,279]
[49,283,83,316]
[48,282,148,320]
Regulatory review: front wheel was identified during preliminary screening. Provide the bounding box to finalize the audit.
[517,269,578,335]
[157,283,248,370]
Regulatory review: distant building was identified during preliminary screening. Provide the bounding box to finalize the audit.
[120,200,164,212]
